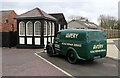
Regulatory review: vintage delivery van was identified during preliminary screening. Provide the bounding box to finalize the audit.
[46,29,107,64]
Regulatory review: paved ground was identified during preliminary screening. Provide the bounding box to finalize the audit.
[2,47,118,76]
[2,48,66,76]
[2,39,119,77]
[107,39,120,60]
[37,52,118,76]
[113,40,120,51]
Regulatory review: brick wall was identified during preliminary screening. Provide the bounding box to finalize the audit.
[2,11,17,32]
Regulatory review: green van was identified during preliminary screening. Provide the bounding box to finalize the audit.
[46,29,107,64]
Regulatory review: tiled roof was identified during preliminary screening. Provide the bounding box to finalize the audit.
[68,20,99,29]
[0,10,14,21]
[16,8,56,20]
[78,21,98,29]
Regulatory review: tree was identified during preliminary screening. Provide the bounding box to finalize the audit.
[98,15,119,29]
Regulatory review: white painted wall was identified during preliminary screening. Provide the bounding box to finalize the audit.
[35,38,40,45]
[19,37,25,44]
[27,38,32,44]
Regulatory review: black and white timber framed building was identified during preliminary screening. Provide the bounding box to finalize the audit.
[15,8,67,48]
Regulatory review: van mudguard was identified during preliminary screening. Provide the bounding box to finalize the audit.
[67,47,85,60]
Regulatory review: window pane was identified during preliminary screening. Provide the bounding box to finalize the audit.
[58,24,61,31]
[64,25,66,29]
[44,21,47,36]
[27,21,33,36]
[19,22,25,36]
[47,22,51,35]
[52,22,55,36]
[35,21,41,36]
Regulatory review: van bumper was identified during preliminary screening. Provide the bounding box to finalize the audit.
[77,52,106,61]
[87,52,107,60]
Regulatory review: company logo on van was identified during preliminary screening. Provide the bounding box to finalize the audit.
[93,44,104,49]
[65,33,79,38]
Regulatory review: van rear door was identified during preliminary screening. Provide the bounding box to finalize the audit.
[87,31,107,58]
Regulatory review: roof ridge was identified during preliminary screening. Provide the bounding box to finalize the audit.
[15,7,56,20]
[35,8,44,16]
[19,7,45,16]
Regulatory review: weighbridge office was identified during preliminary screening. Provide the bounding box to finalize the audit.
[15,8,67,48]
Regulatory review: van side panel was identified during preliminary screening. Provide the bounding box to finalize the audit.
[61,31,88,59]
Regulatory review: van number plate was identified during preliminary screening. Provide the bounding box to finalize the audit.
[94,56,101,59]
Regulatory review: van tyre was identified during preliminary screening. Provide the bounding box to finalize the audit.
[46,46,53,57]
[67,51,77,64]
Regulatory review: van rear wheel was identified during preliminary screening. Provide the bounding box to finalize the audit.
[67,51,77,64]
[46,46,53,57]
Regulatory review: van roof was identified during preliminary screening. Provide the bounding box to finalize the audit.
[59,29,101,33]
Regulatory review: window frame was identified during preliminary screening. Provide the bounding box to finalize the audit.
[44,21,47,36]
[51,22,55,36]
[26,21,33,36]
[19,21,25,36]
[34,21,41,36]
[47,22,51,36]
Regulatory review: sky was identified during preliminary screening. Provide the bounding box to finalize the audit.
[0,0,119,25]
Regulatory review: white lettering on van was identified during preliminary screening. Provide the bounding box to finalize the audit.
[93,44,104,49]
[65,33,79,38]
[90,49,106,53]
[62,42,82,47]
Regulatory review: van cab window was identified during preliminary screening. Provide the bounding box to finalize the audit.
[55,32,60,39]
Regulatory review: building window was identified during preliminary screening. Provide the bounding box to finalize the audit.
[26,21,33,36]
[51,22,55,36]
[44,21,52,36]
[44,21,47,36]
[64,25,66,29]
[34,21,41,36]
[47,22,51,36]
[19,21,25,36]
[58,24,61,31]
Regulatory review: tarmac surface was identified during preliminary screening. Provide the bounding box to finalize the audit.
[2,38,120,77]
[37,52,118,76]
[2,48,66,76]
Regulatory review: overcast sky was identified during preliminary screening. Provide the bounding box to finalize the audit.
[0,0,119,24]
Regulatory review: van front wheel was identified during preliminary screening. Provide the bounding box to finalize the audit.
[46,46,53,57]
[67,51,77,64]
